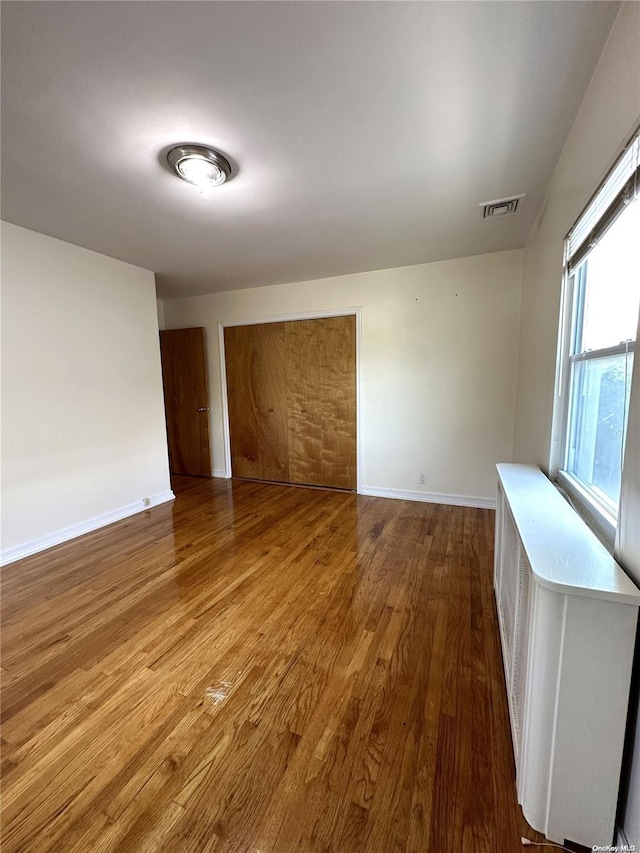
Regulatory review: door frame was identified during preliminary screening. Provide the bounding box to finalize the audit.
[218,307,363,493]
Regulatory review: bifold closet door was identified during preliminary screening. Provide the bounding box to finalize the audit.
[224,323,289,482]
[286,317,356,490]
[224,315,356,490]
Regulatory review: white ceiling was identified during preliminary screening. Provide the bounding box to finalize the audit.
[1,1,619,297]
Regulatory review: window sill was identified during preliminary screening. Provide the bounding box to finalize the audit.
[555,470,617,552]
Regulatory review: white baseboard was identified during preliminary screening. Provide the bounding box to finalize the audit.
[213,468,231,479]
[0,490,175,566]
[360,485,496,510]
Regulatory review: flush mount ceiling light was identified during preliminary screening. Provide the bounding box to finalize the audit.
[167,145,232,188]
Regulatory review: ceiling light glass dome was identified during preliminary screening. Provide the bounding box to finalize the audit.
[167,145,232,188]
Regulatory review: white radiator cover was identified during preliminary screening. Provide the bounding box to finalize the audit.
[495,464,640,847]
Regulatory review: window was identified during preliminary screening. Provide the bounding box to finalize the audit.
[556,129,640,541]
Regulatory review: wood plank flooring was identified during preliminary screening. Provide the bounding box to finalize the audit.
[1,476,546,852]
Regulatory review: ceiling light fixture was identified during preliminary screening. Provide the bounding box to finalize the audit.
[167,144,232,188]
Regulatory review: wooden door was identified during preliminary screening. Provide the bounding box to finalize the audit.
[286,316,356,490]
[224,324,289,482]
[159,328,211,477]
[224,315,356,490]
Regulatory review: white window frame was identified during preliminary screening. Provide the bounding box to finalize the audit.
[553,129,639,546]
[556,275,619,545]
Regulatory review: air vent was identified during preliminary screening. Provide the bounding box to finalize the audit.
[479,193,526,219]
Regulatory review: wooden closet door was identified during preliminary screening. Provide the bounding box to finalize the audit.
[224,323,289,482]
[253,323,289,481]
[224,315,356,490]
[286,316,356,490]
[224,325,259,479]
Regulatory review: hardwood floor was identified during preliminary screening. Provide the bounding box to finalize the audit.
[1,476,546,852]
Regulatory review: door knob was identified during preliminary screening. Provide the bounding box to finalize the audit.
[198,407,208,412]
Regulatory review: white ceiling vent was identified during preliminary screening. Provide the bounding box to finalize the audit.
[479,193,526,219]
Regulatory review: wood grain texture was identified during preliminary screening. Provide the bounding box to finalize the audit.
[224,324,289,482]
[160,328,211,477]
[253,323,289,482]
[315,315,356,490]
[225,316,356,490]
[286,316,357,489]
[286,319,324,487]
[1,478,547,852]
[224,325,260,480]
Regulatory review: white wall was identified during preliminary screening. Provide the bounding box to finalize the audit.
[163,248,523,505]
[511,3,640,845]
[513,1,640,470]
[1,222,173,562]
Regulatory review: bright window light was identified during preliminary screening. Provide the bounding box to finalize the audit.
[556,129,639,540]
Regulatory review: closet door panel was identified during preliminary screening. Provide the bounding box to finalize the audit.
[318,316,357,490]
[253,323,289,482]
[224,325,260,479]
[286,320,324,486]
[226,316,356,490]
[286,316,356,490]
